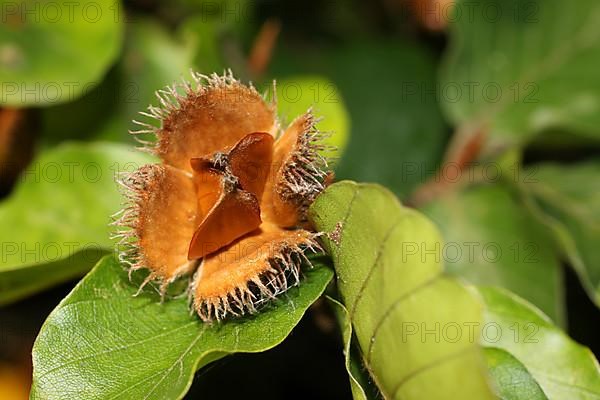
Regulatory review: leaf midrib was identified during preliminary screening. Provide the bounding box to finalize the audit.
[348,213,403,318]
[140,325,208,400]
[36,318,198,381]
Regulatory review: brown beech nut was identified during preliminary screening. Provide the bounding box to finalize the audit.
[113,71,333,322]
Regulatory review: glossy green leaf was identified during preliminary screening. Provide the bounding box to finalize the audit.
[523,161,600,307]
[271,40,448,198]
[309,181,495,400]
[0,0,123,106]
[0,142,153,304]
[30,255,333,400]
[441,0,600,150]
[477,286,600,399]
[423,184,564,324]
[484,347,548,400]
[274,76,350,157]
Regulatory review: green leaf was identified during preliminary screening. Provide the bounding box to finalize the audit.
[118,18,194,130]
[423,184,564,324]
[328,296,380,400]
[0,142,153,304]
[274,76,350,158]
[271,39,448,198]
[309,181,495,400]
[0,0,123,106]
[30,255,333,400]
[441,0,600,149]
[484,347,548,400]
[178,16,225,74]
[523,161,600,307]
[42,17,194,143]
[477,286,600,400]
[41,69,125,143]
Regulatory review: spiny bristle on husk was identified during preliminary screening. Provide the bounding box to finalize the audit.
[112,164,199,295]
[278,111,333,212]
[130,70,244,134]
[129,70,279,172]
[191,232,322,322]
[112,165,162,269]
[260,111,334,228]
[112,71,334,322]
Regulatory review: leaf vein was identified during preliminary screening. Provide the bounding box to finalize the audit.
[390,346,477,399]
[348,214,404,318]
[37,320,197,381]
[366,273,443,363]
[141,325,208,400]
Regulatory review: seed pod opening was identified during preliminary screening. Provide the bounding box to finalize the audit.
[115,72,334,322]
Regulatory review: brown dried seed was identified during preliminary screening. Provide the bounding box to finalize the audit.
[188,188,261,260]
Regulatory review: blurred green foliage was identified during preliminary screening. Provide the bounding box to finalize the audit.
[0,143,152,304]
[1,0,600,398]
[271,40,448,198]
[274,76,350,156]
[424,184,564,324]
[0,0,124,106]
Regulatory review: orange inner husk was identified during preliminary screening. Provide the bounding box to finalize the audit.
[121,77,323,321]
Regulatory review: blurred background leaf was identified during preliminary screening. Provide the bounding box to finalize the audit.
[477,286,600,400]
[273,76,350,158]
[423,183,565,324]
[179,16,225,74]
[484,347,548,400]
[41,17,195,144]
[523,161,600,308]
[0,0,124,106]
[0,142,152,304]
[270,40,449,198]
[441,0,600,153]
